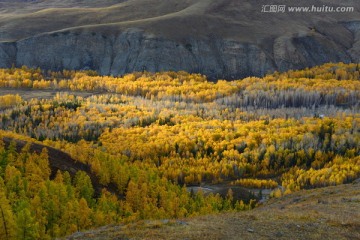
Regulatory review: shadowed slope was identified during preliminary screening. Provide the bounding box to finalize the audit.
[2,137,121,198]
[0,0,358,42]
[0,0,359,79]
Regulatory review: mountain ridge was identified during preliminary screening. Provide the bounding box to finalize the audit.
[0,0,359,79]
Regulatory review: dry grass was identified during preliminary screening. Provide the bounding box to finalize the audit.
[0,0,359,42]
[66,181,360,240]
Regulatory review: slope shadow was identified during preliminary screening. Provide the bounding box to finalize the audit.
[2,137,122,199]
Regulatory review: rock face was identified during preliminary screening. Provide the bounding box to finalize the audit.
[0,0,360,79]
[0,27,357,80]
[8,30,277,79]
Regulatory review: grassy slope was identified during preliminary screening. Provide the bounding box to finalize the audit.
[0,0,359,42]
[66,181,360,240]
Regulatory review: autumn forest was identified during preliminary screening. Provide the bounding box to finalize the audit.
[0,62,359,239]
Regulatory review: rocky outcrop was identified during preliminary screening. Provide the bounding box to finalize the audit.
[0,25,357,80]
[3,29,274,79]
[0,42,17,68]
[345,21,360,63]
[273,33,352,73]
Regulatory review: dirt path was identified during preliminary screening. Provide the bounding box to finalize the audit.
[2,137,121,198]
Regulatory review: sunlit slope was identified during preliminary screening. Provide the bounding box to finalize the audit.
[66,181,360,240]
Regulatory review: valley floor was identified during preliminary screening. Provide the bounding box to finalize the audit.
[0,64,358,239]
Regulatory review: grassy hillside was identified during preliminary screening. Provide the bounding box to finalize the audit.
[0,0,359,42]
[65,181,360,240]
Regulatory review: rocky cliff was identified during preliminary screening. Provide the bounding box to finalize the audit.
[0,0,359,79]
